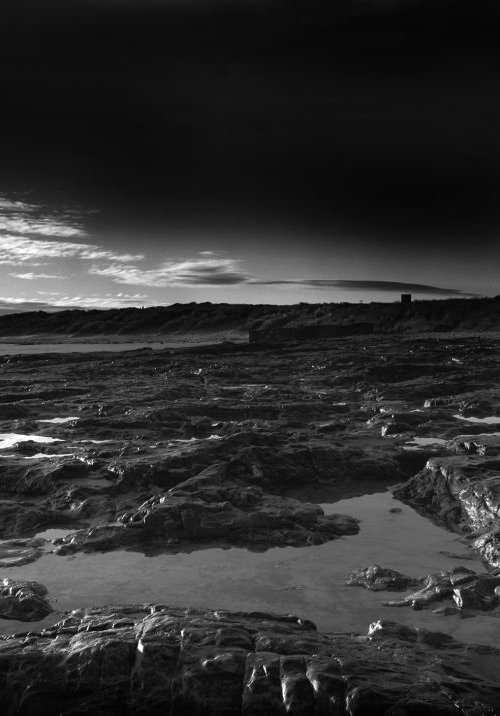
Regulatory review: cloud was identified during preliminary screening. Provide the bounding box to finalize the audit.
[0,298,61,315]
[55,293,151,308]
[89,256,251,287]
[10,272,66,280]
[0,197,86,238]
[0,195,141,268]
[0,292,153,315]
[0,216,84,238]
[0,236,143,266]
[250,279,474,296]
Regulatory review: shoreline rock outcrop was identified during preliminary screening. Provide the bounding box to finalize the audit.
[0,605,499,715]
[394,450,500,568]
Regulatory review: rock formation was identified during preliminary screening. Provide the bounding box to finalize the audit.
[0,606,499,715]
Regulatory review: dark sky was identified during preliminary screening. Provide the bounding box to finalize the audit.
[1,0,499,307]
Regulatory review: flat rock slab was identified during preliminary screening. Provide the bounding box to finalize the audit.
[0,605,499,715]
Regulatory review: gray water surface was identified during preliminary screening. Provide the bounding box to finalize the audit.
[2,491,495,647]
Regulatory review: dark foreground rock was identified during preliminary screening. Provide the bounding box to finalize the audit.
[1,605,499,715]
[347,565,500,613]
[0,579,52,621]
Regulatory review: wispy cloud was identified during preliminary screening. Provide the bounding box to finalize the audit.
[89,256,251,287]
[10,272,66,280]
[0,292,152,314]
[0,298,59,314]
[0,197,85,238]
[0,195,142,268]
[0,236,143,266]
[251,279,474,296]
[55,293,151,308]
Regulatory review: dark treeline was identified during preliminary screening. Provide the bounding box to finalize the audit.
[0,297,499,337]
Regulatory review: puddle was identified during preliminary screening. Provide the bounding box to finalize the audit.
[2,492,496,647]
[24,453,75,460]
[403,437,448,450]
[0,433,63,450]
[454,415,500,425]
[37,417,79,424]
[35,528,78,541]
[169,435,223,444]
[0,339,236,356]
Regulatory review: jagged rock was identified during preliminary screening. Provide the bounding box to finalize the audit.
[394,454,500,567]
[348,565,500,613]
[0,605,499,714]
[0,579,52,621]
[450,433,500,457]
[345,565,422,591]
[424,397,456,409]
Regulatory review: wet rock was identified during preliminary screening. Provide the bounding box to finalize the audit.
[0,404,30,420]
[424,396,456,409]
[0,501,55,538]
[0,578,52,621]
[394,454,500,567]
[0,538,47,567]
[382,567,480,609]
[453,576,500,610]
[0,606,498,715]
[346,565,422,591]
[450,433,500,457]
[54,465,360,554]
[349,565,500,613]
[368,410,425,436]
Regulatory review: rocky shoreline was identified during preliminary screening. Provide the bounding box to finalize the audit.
[1,604,500,715]
[1,333,500,711]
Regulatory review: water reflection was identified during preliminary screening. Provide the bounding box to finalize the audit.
[2,492,496,647]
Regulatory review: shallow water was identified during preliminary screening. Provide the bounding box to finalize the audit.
[404,437,447,449]
[0,339,230,355]
[37,417,79,424]
[0,433,63,450]
[454,414,500,425]
[2,491,497,646]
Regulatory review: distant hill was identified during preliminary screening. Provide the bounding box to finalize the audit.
[0,297,499,339]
